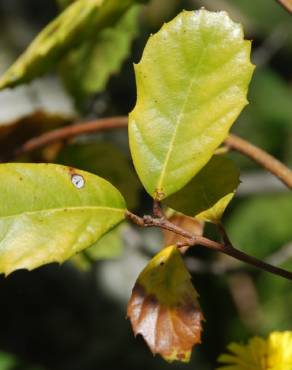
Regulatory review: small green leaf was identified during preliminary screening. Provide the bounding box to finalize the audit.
[0,163,126,275]
[127,245,203,362]
[129,9,254,199]
[0,0,145,90]
[61,5,140,100]
[166,155,240,223]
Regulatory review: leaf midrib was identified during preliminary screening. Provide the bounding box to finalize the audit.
[155,15,210,196]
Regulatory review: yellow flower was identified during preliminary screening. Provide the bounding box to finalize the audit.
[217,331,292,370]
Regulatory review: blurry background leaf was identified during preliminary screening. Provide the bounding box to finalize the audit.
[129,9,254,199]
[61,6,141,104]
[57,141,141,210]
[71,223,126,270]
[226,194,292,259]
[0,351,44,370]
[0,0,144,90]
[127,245,203,362]
[166,155,240,223]
[0,352,17,370]
[232,68,292,161]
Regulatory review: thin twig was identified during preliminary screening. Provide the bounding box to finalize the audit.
[3,116,128,161]
[225,134,292,189]
[4,116,292,189]
[125,211,292,281]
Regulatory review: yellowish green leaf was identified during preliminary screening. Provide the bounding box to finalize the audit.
[129,9,254,199]
[0,0,144,90]
[57,141,141,210]
[0,163,126,275]
[127,245,203,362]
[166,155,240,223]
[61,5,140,100]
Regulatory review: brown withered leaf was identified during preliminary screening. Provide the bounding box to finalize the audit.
[127,245,203,362]
[163,213,204,253]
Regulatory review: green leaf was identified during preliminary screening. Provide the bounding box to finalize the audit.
[127,245,203,362]
[0,163,126,275]
[166,155,240,223]
[226,194,292,259]
[0,0,145,90]
[0,352,17,370]
[57,141,141,210]
[61,5,140,100]
[129,9,254,200]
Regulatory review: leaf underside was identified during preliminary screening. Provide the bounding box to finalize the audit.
[127,245,203,362]
[129,9,254,199]
[166,155,240,223]
[0,163,126,275]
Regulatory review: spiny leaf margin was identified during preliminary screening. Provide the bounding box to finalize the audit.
[129,9,254,199]
[0,163,126,275]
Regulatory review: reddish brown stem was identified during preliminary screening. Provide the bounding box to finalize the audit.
[225,134,292,189]
[10,116,128,159]
[5,116,292,189]
[125,211,292,281]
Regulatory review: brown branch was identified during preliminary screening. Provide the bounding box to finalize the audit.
[5,115,292,189]
[6,116,128,160]
[276,0,292,13]
[125,211,292,281]
[225,134,292,189]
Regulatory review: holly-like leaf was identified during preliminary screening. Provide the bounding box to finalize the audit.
[0,163,126,275]
[129,9,254,200]
[127,245,203,362]
[166,155,240,223]
[61,5,140,101]
[57,141,141,210]
[0,0,144,90]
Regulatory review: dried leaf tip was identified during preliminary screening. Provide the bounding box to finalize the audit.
[127,246,204,362]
